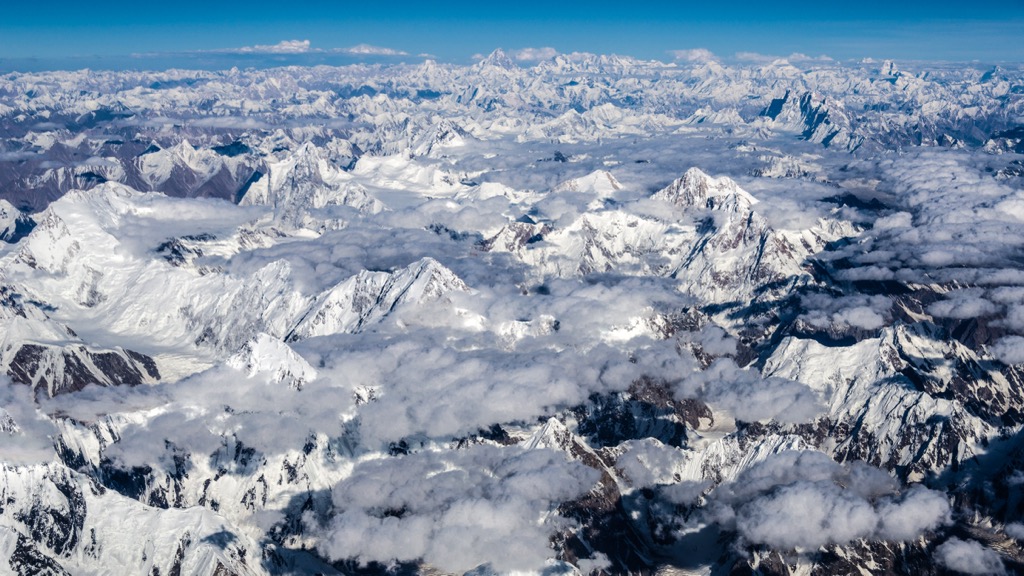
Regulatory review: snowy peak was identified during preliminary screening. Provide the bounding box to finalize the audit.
[478,48,517,70]
[226,333,317,390]
[134,139,227,192]
[479,218,551,255]
[413,119,470,157]
[553,169,622,196]
[879,59,900,78]
[242,142,384,227]
[654,167,758,212]
[265,141,331,193]
[394,257,470,302]
[15,183,149,275]
[287,257,469,339]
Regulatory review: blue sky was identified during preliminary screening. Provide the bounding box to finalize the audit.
[1,1,1023,69]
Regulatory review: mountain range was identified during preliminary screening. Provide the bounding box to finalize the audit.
[0,51,1022,575]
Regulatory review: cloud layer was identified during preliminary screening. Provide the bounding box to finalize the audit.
[707,451,950,548]
[935,538,1006,575]
[314,445,600,572]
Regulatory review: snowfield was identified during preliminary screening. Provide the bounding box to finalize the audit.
[0,51,1022,575]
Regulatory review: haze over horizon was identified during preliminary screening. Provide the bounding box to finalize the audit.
[1,0,1023,71]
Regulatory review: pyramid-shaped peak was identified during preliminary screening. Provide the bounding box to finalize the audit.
[414,120,469,156]
[980,65,1003,82]
[408,256,446,274]
[403,257,469,290]
[290,140,320,155]
[879,59,899,77]
[389,257,471,304]
[554,170,622,195]
[480,48,517,70]
[434,119,468,139]
[171,139,197,153]
[655,168,758,211]
[281,142,327,171]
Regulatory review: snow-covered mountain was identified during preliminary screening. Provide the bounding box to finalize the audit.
[0,54,1022,575]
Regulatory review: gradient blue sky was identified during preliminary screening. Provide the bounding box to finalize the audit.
[2,0,1023,69]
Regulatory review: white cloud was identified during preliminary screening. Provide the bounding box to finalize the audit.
[835,306,887,330]
[875,487,952,541]
[935,538,1006,575]
[873,211,913,230]
[734,51,776,63]
[188,117,270,129]
[675,358,823,423]
[718,451,897,503]
[787,53,834,62]
[333,336,631,446]
[799,294,892,331]
[669,49,717,62]
[991,335,1024,364]
[313,445,600,573]
[988,286,1024,305]
[737,481,880,548]
[615,438,691,488]
[51,362,356,469]
[661,480,711,505]
[1003,304,1024,332]
[692,325,738,357]
[0,376,59,465]
[337,44,409,56]
[827,153,1024,339]
[707,451,950,549]
[1006,522,1024,540]
[928,289,1000,319]
[513,47,559,61]
[229,39,313,54]
[732,51,831,64]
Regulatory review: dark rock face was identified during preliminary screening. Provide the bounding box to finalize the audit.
[0,466,87,573]
[12,472,86,558]
[7,343,160,396]
[156,233,216,267]
[761,90,790,121]
[575,378,711,448]
[212,141,252,158]
[0,212,36,244]
[7,532,72,576]
[551,425,658,575]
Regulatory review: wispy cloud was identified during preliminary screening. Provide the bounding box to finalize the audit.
[935,538,1007,575]
[705,451,951,549]
[512,47,558,61]
[734,51,776,63]
[668,48,718,62]
[788,52,834,62]
[312,445,600,573]
[138,40,412,59]
[335,43,409,56]
[221,39,313,54]
[734,51,833,63]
